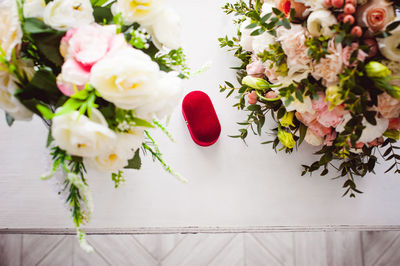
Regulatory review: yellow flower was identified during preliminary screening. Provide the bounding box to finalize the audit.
[278,127,296,149]
[325,86,344,110]
[280,112,295,127]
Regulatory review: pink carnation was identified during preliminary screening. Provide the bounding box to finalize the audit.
[312,40,343,86]
[324,130,337,146]
[312,92,328,113]
[377,92,400,119]
[57,24,127,96]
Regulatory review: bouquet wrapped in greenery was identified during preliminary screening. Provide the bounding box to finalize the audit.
[220,0,400,197]
[0,0,188,251]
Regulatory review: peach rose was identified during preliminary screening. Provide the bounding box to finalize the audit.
[356,0,395,32]
[246,60,265,78]
[377,92,400,119]
[276,0,307,18]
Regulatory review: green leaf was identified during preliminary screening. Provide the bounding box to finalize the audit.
[56,98,84,116]
[246,22,259,29]
[24,18,55,34]
[46,128,54,148]
[386,20,400,32]
[298,123,307,146]
[250,28,265,36]
[247,104,261,111]
[132,117,155,128]
[5,112,14,127]
[30,68,58,93]
[93,6,114,24]
[36,104,54,120]
[91,0,112,6]
[260,13,272,24]
[125,149,142,170]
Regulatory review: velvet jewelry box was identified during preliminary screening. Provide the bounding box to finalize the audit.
[182,91,221,147]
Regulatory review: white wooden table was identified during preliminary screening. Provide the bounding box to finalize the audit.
[1,0,400,234]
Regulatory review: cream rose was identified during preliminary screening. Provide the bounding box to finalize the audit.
[112,0,165,26]
[89,130,144,172]
[151,8,181,50]
[52,109,117,158]
[0,0,22,60]
[89,47,160,112]
[23,0,46,19]
[0,71,33,121]
[44,0,94,31]
[378,25,400,62]
[307,9,337,37]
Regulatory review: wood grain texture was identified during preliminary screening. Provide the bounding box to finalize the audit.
[1,232,400,266]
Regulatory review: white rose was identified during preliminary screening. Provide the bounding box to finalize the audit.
[112,0,165,26]
[378,24,400,62]
[135,71,182,119]
[44,0,94,31]
[88,130,144,172]
[296,0,325,11]
[307,9,337,37]
[0,0,22,60]
[52,109,117,157]
[151,8,181,50]
[23,0,46,19]
[90,47,160,111]
[0,71,33,121]
[252,31,276,55]
[305,128,324,146]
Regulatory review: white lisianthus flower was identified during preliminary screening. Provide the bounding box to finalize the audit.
[52,109,117,158]
[90,47,160,112]
[285,95,315,114]
[378,25,400,62]
[112,0,165,26]
[23,0,46,19]
[358,116,389,143]
[0,0,22,60]
[151,8,181,50]
[0,71,33,121]
[307,9,337,37]
[336,113,389,143]
[305,128,324,146]
[89,130,144,172]
[240,19,255,52]
[43,0,94,31]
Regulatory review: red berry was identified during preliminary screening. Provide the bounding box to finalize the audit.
[337,13,345,21]
[343,14,355,24]
[351,26,363,37]
[344,3,355,14]
[332,0,344,8]
[345,0,356,5]
[324,0,332,7]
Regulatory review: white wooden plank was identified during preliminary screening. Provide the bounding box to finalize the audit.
[21,235,65,266]
[373,234,400,266]
[362,231,400,266]
[133,234,184,261]
[36,237,73,266]
[72,236,110,266]
[0,234,21,266]
[294,232,328,266]
[250,233,294,266]
[325,232,363,266]
[208,234,244,266]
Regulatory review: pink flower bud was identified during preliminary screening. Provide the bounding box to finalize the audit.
[351,26,363,37]
[248,91,258,105]
[343,14,355,24]
[332,0,344,8]
[344,3,355,14]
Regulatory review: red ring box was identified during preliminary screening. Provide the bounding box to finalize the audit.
[182,91,221,147]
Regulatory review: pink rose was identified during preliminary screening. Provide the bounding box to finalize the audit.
[356,0,395,32]
[342,43,368,67]
[377,92,400,119]
[246,61,265,78]
[57,24,127,96]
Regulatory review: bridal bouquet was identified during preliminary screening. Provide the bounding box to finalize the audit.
[220,0,400,197]
[0,0,188,250]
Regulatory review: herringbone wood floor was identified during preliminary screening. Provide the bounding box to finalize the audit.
[1,231,400,266]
